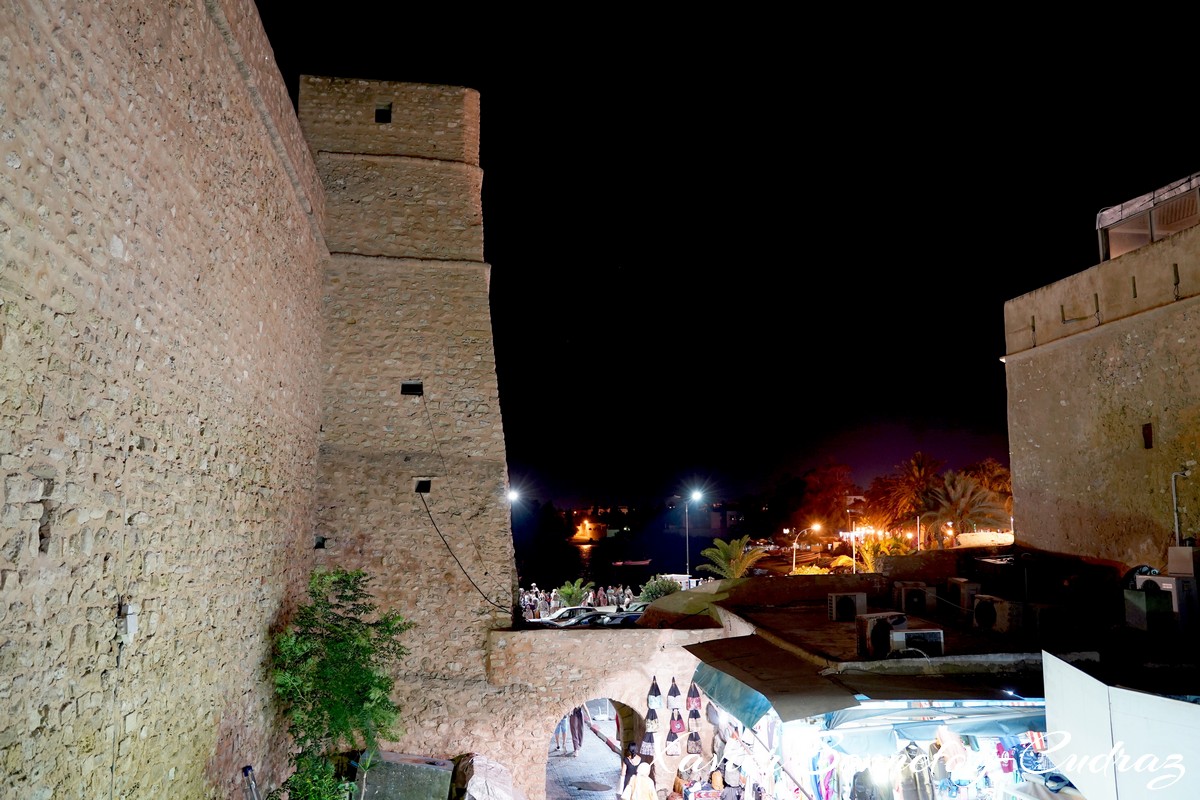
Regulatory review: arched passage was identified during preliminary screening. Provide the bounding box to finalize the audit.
[545,697,641,800]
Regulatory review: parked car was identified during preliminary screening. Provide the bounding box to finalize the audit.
[528,605,596,626]
[623,600,650,613]
[600,611,644,627]
[555,611,611,628]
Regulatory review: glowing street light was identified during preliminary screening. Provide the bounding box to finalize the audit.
[791,524,821,572]
[684,490,702,577]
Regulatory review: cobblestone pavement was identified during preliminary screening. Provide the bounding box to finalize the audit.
[545,711,623,800]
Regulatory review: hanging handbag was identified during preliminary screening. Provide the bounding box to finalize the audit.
[687,707,701,732]
[670,708,685,734]
[686,681,702,711]
[664,731,681,756]
[666,676,683,709]
[647,675,663,709]
[687,732,702,755]
[645,707,660,733]
[639,731,656,756]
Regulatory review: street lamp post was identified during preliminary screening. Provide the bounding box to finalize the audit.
[684,490,702,577]
[916,513,927,552]
[791,524,821,572]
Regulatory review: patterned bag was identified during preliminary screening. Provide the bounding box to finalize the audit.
[670,708,686,734]
[639,731,655,756]
[664,731,681,756]
[687,708,701,732]
[687,732,702,755]
[645,707,660,733]
[666,676,683,709]
[686,681,702,711]
[647,675,663,709]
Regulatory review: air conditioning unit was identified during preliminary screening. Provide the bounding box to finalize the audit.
[1168,546,1200,577]
[973,594,1024,633]
[828,592,867,621]
[947,578,981,611]
[1025,602,1068,636]
[890,628,945,657]
[1134,574,1179,612]
[893,581,935,616]
[856,612,907,659]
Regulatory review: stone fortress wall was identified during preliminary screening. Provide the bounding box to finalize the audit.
[0,1,328,797]
[1004,224,1200,569]
[0,3,718,799]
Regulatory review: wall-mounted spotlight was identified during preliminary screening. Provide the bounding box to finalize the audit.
[401,381,424,396]
[414,478,432,494]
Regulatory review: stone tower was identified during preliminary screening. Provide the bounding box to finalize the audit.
[299,76,518,754]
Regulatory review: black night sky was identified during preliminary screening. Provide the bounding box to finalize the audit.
[253,6,1199,509]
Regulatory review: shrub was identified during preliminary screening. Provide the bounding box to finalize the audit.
[557,578,594,607]
[268,568,413,800]
[639,575,682,602]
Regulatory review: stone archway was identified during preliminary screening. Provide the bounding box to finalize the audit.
[544,697,637,800]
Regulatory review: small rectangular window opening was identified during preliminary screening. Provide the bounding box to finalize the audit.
[1143,423,1154,449]
[375,102,392,124]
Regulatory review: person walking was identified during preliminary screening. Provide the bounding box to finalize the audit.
[568,705,585,756]
[621,760,656,800]
[619,743,644,796]
[553,715,569,752]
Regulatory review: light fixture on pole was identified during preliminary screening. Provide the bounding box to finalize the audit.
[684,490,702,577]
[791,524,821,572]
[1172,467,1192,546]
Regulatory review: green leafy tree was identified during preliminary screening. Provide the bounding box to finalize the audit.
[963,457,1013,519]
[697,535,768,580]
[269,568,413,800]
[864,451,944,532]
[557,578,594,607]
[925,471,1010,548]
[858,535,913,573]
[639,575,682,602]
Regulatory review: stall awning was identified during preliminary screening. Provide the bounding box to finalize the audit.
[684,635,860,728]
[686,634,1047,733]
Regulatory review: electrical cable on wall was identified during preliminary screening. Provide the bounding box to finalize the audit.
[418,492,507,612]
[412,391,510,610]
[417,395,491,571]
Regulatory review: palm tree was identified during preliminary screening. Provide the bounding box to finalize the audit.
[696,535,768,580]
[864,451,944,531]
[557,578,595,607]
[963,458,1013,519]
[925,471,1009,548]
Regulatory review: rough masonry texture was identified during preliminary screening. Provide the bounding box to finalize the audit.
[0,4,723,799]
[1004,222,1200,569]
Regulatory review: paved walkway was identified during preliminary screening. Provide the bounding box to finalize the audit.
[545,708,623,800]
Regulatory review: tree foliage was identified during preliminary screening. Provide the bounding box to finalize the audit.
[557,578,594,607]
[924,471,1010,547]
[697,535,769,579]
[639,575,682,602]
[864,451,945,531]
[269,568,413,800]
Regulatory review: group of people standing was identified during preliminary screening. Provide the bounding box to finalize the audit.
[520,583,637,620]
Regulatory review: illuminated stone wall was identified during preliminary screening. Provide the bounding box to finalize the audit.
[0,1,325,796]
[0,4,718,800]
[1004,225,1200,569]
